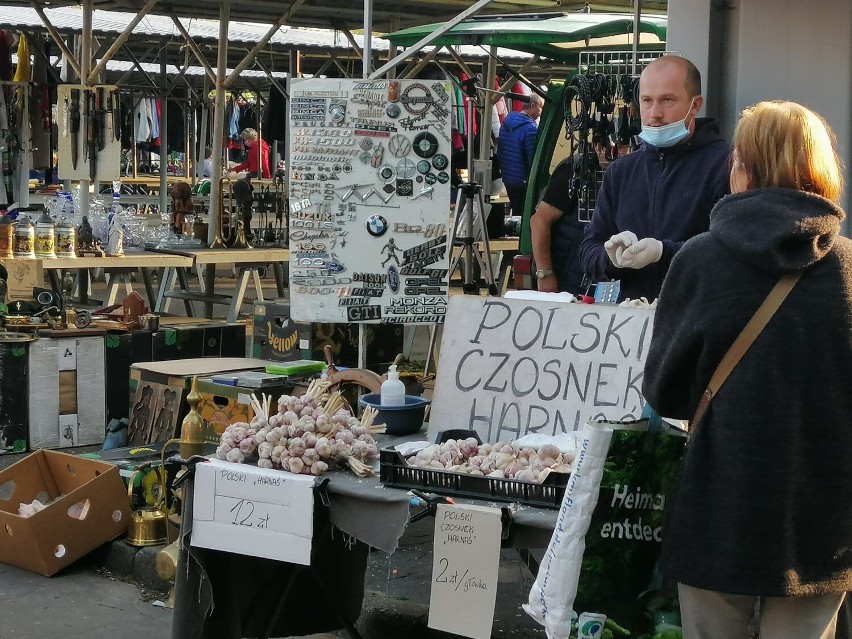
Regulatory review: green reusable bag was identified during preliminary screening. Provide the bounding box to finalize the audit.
[525,408,687,638]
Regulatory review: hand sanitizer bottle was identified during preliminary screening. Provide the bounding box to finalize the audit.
[380,364,406,407]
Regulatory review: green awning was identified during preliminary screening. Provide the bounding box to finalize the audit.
[382,12,666,63]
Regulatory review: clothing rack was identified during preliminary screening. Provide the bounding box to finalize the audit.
[568,50,666,222]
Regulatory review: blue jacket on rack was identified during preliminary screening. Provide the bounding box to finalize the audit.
[498,111,538,188]
[579,117,730,301]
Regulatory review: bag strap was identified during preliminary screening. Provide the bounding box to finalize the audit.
[691,271,803,428]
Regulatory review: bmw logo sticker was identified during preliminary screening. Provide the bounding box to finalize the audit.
[366,215,388,237]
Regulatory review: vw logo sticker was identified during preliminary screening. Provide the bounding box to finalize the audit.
[366,215,388,237]
[388,265,400,293]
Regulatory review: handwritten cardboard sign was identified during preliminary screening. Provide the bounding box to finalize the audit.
[191,458,316,565]
[429,296,654,443]
[428,504,502,639]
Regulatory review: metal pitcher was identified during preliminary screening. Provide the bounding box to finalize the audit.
[125,468,167,547]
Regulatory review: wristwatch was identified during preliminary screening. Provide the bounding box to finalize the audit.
[535,268,554,280]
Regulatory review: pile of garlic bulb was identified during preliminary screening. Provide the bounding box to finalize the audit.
[406,438,573,484]
[216,380,383,477]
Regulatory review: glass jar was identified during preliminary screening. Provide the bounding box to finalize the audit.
[55,219,77,258]
[0,213,13,258]
[35,211,56,259]
[13,215,35,259]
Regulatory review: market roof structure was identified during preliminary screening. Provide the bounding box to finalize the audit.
[0,6,536,84]
[384,11,667,62]
[3,0,666,34]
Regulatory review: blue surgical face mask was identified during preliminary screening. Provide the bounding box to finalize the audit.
[638,99,696,148]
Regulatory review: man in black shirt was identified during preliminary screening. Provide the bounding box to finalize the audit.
[529,156,587,294]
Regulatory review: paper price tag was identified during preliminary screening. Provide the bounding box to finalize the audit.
[192,458,316,565]
[428,504,502,639]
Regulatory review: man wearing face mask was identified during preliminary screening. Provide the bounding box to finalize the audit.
[579,55,730,301]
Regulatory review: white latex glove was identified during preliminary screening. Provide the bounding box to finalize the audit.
[618,237,663,269]
[604,231,639,267]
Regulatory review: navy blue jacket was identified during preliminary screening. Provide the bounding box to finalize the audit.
[498,111,538,188]
[579,118,730,301]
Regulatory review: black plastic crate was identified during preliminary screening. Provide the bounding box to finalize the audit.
[379,430,570,509]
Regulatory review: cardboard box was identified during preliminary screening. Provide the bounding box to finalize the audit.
[1,258,43,303]
[196,377,294,444]
[105,323,247,425]
[28,332,106,449]
[167,322,247,359]
[252,300,311,361]
[0,450,132,576]
[127,358,291,446]
[104,330,177,425]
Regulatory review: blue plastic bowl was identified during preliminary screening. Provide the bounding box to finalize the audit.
[358,393,431,436]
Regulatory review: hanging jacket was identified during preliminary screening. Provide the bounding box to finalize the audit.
[497,110,538,188]
[134,99,150,142]
[644,187,852,597]
[264,86,287,142]
[579,117,730,301]
[228,101,241,141]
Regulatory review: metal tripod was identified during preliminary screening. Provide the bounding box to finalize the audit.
[449,180,499,295]
[425,76,522,374]
[447,76,499,296]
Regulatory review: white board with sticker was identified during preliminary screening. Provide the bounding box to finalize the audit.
[287,78,453,324]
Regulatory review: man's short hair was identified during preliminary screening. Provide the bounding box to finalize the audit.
[646,55,702,97]
[683,59,702,98]
[524,94,544,110]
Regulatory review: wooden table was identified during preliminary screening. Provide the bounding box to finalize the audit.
[152,246,289,322]
[450,236,519,295]
[40,252,194,308]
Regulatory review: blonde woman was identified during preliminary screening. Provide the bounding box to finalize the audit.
[232,128,271,178]
[643,101,852,638]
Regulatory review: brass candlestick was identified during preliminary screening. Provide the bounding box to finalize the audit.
[162,376,207,461]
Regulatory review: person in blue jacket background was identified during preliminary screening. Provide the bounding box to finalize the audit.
[498,93,543,219]
[579,55,730,301]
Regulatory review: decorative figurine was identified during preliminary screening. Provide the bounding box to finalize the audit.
[78,215,97,253]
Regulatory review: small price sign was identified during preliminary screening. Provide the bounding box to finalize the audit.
[428,504,502,639]
[191,458,316,565]
[222,496,274,529]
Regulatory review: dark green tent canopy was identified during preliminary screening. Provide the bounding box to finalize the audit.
[382,12,666,63]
